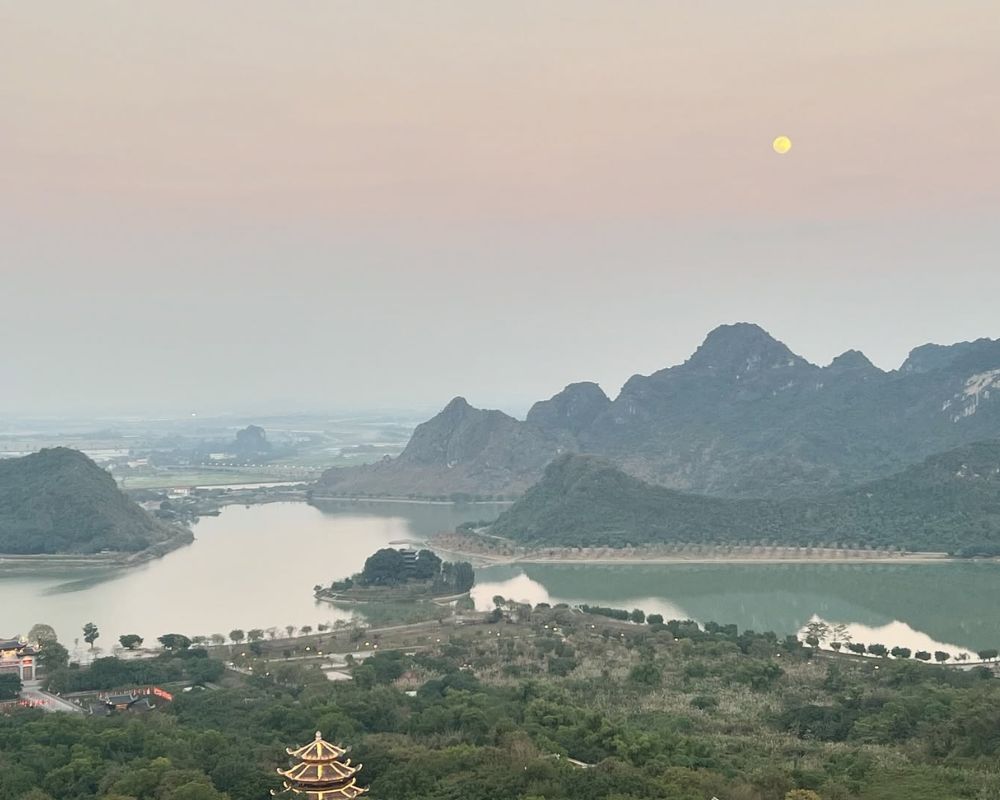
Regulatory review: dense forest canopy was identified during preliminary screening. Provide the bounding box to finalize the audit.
[329,548,474,595]
[490,442,1000,555]
[3,608,1000,800]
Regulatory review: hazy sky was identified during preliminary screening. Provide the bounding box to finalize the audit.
[2,2,998,416]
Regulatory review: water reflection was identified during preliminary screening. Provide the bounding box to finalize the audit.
[0,501,503,651]
[475,562,1000,653]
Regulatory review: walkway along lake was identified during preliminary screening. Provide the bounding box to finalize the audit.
[2,501,999,659]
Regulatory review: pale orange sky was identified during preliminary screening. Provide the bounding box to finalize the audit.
[1,2,999,414]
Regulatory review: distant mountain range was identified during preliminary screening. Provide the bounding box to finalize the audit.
[489,443,1000,556]
[315,323,1000,499]
[0,448,189,555]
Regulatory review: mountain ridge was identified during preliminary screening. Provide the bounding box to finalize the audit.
[315,323,1000,499]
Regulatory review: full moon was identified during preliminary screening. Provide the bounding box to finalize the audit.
[772,135,792,154]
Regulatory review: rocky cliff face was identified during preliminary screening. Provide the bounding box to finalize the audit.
[316,324,1000,499]
[525,382,611,436]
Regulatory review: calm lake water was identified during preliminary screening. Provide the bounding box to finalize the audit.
[3,501,999,659]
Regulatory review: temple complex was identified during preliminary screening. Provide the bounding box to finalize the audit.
[0,637,36,681]
[272,731,368,799]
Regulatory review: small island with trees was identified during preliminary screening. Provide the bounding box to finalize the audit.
[315,547,475,603]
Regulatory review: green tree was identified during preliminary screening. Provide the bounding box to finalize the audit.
[629,608,646,624]
[915,650,932,661]
[229,629,245,645]
[82,622,99,649]
[804,620,830,648]
[361,548,408,585]
[36,641,69,672]
[27,623,58,644]
[647,613,664,625]
[867,643,888,657]
[247,629,265,642]
[158,634,192,651]
[119,634,144,650]
[977,648,998,661]
[0,672,21,699]
[934,650,951,663]
[890,646,912,659]
[628,660,662,687]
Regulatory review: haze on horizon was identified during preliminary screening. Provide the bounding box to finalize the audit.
[2,1,998,418]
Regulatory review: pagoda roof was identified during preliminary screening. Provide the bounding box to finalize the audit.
[286,731,348,762]
[273,780,367,800]
[277,758,360,785]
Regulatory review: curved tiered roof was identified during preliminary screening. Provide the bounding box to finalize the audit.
[272,731,368,800]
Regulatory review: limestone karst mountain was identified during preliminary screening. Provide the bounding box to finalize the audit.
[314,323,1000,499]
[0,448,190,554]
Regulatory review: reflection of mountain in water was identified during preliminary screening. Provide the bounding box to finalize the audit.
[311,499,507,539]
[475,562,1000,650]
[800,617,977,660]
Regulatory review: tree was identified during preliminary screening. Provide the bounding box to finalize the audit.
[119,634,144,650]
[158,634,192,651]
[229,629,245,645]
[36,641,69,672]
[412,549,442,581]
[247,629,265,642]
[360,548,408,585]
[0,672,22,700]
[890,646,911,659]
[915,650,932,661]
[647,613,664,625]
[804,620,830,648]
[210,633,226,646]
[831,622,851,645]
[867,643,888,658]
[934,650,951,663]
[847,642,866,655]
[629,608,646,624]
[300,625,313,636]
[285,625,296,638]
[977,648,998,662]
[628,661,662,687]
[83,622,99,649]
[453,561,475,593]
[27,623,58,645]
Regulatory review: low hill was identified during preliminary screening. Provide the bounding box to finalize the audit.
[0,448,191,555]
[489,443,1000,555]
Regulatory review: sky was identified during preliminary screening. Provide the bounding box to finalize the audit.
[2,1,999,417]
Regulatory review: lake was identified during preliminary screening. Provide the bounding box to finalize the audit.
[2,501,998,660]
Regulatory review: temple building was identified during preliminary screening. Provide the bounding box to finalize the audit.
[272,731,368,799]
[0,637,36,681]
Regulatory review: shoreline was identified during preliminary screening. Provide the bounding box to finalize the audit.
[310,495,514,507]
[428,540,974,567]
[0,526,194,574]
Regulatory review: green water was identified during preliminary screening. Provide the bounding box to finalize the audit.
[473,561,1000,655]
[2,500,997,659]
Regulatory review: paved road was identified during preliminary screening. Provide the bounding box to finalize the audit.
[20,684,85,714]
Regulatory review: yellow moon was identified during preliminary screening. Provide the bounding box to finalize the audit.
[772,135,792,154]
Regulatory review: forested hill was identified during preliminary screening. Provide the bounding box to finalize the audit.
[0,448,189,554]
[316,324,1000,500]
[489,442,1000,555]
